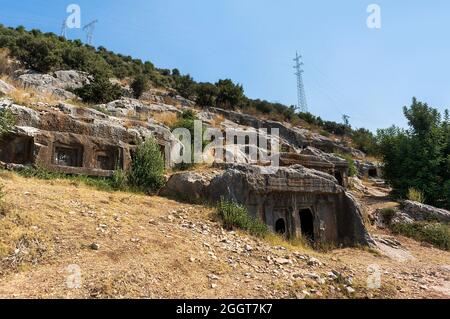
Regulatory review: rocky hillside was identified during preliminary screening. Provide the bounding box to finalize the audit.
[0,26,448,299]
[0,172,448,298]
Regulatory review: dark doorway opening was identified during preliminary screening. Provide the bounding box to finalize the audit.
[275,218,286,235]
[299,208,314,241]
[368,168,377,178]
[0,135,34,164]
[334,172,344,186]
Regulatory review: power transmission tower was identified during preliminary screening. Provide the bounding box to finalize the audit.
[83,19,98,45]
[60,19,67,38]
[293,52,308,113]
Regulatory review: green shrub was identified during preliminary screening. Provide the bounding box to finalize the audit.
[17,166,119,191]
[74,74,122,103]
[217,199,268,238]
[173,74,196,100]
[390,222,450,251]
[376,98,450,209]
[111,169,128,190]
[351,128,377,155]
[170,110,201,171]
[379,208,396,225]
[128,137,165,192]
[407,187,424,203]
[131,74,149,99]
[215,79,245,110]
[195,82,218,107]
[337,153,357,177]
[0,108,15,137]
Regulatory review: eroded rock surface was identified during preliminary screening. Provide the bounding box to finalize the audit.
[16,70,90,100]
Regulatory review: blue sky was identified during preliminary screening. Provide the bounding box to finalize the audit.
[0,0,449,131]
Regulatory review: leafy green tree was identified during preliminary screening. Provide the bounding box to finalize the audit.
[173,74,196,99]
[74,74,122,103]
[215,79,244,110]
[376,98,449,208]
[131,74,149,98]
[352,128,377,155]
[195,82,218,107]
[128,137,165,192]
[12,35,62,72]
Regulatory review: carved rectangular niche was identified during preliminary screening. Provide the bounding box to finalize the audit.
[53,144,83,167]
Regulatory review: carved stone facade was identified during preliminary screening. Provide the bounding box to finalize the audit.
[0,99,175,176]
[163,165,374,246]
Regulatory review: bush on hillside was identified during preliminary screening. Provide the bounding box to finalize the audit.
[74,74,122,103]
[131,74,149,99]
[215,79,245,110]
[390,221,450,251]
[0,108,15,137]
[128,137,165,192]
[195,82,218,107]
[337,153,357,177]
[217,199,268,238]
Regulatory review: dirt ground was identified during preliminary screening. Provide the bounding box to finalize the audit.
[0,171,448,299]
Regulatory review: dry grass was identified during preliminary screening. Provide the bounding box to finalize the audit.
[264,233,312,253]
[210,114,225,128]
[0,76,59,108]
[152,111,178,127]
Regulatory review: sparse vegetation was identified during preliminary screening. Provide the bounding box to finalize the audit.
[170,110,203,171]
[17,166,123,192]
[217,199,268,238]
[0,108,15,137]
[407,187,424,203]
[390,221,450,251]
[379,208,396,226]
[111,168,128,191]
[336,153,357,177]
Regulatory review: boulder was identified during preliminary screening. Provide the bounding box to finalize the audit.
[159,171,221,202]
[16,70,90,100]
[402,200,450,223]
[0,79,14,95]
[97,97,179,117]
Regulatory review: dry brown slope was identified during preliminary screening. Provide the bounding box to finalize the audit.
[0,172,448,299]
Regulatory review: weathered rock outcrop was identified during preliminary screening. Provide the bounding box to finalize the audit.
[402,201,450,223]
[97,97,179,117]
[354,159,381,179]
[0,79,14,95]
[15,70,90,100]
[160,170,221,202]
[162,164,373,246]
[210,107,366,158]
